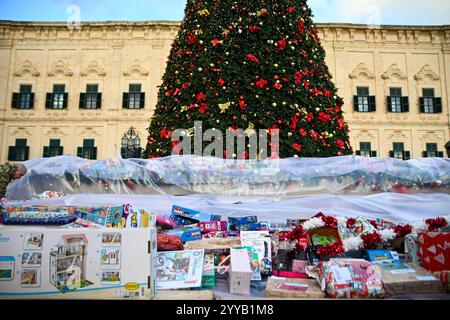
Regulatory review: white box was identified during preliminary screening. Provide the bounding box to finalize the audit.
[228,248,252,296]
[0,225,157,300]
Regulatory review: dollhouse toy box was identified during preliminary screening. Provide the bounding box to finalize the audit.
[0,225,157,300]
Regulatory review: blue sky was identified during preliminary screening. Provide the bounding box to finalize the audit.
[0,0,449,25]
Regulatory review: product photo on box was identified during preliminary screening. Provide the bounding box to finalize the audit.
[0,225,157,300]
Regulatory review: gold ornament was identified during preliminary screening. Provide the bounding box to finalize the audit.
[218,101,231,113]
[180,105,189,112]
[245,122,256,136]
[198,9,210,16]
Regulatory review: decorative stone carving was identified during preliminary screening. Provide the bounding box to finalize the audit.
[123,60,149,76]
[420,131,443,142]
[354,129,377,140]
[386,130,410,140]
[80,60,106,77]
[10,127,33,137]
[381,64,407,80]
[14,60,40,77]
[47,60,74,77]
[44,127,66,137]
[79,127,100,137]
[349,63,375,79]
[414,64,440,81]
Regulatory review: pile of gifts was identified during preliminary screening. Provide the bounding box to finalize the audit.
[155,206,450,299]
[1,201,449,299]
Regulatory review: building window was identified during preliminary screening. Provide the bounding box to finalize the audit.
[387,88,409,113]
[80,84,102,109]
[389,142,410,160]
[353,87,376,112]
[420,88,442,114]
[46,84,68,109]
[43,139,64,158]
[8,139,30,161]
[355,142,377,157]
[422,143,444,158]
[123,84,145,109]
[12,85,35,109]
[77,139,97,160]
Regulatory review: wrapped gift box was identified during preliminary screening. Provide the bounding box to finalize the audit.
[0,225,157,300]
[433,271,450,293]
[418,232,450,272]
[266,276,325,299]
[314,259,385,299]
[377,263,444,296]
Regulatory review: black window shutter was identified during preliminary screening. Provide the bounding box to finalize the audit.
[77,147,83,158]
[355,150,361,156]
[58,146,64,156]
[437,151,444,158]
[419,97,425,113]
[93,147,98,160]
[29,93,35,109]
[368,96,376,112]
[422,151,428,158]
[63,93,69,109]
[404,151,411,160]
[96,93,102,109]
[140,92,145,109]
[8,146,16,161]
[123,93,129,109]
[353,96,359,111]
[434,98,442,113]
[387,96,392,112]
[24,146,30,161]
[46,93,53,109]
[43,146,50,158]
[12,93,19,109]
[389,151,394,158]
[371,151,377,157]
[79,93,86,109]
[401,97,409,113]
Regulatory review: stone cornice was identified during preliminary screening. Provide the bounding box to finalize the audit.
[0,21,449,45]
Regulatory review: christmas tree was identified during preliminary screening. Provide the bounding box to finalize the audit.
[145,0,352,159]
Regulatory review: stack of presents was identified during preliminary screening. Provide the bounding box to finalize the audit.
[1,203,449,299]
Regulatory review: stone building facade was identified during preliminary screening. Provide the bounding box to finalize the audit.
[0,20,449,162]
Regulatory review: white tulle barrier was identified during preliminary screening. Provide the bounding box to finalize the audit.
[5,193,450,224]
[6,155,450,200]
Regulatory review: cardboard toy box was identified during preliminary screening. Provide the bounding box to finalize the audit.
[228,248,252,296]
[171,205,221,223]
[0,225,157,300]
[377,262,444,296]
[266,276,325,299]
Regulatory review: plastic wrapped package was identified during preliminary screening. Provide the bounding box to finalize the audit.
[309,259,385,299]
[6,155,450,201]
